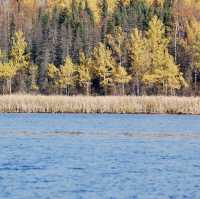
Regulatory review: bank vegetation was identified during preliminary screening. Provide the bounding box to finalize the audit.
[0,95,200,114]
[1,1,200,96]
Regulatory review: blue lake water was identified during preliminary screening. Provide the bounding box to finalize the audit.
[0,114,200,199]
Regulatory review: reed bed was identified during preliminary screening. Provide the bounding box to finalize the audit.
[0,95,199,114]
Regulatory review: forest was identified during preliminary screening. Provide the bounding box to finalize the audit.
[0,0,200,96]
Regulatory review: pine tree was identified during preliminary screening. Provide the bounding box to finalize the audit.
[36,13,51,93]
[129,28,149,95]
[0,49,5,62]
[59,56,77,95]
[113,65,131,95]
[107,26,127,66]
[10,31,29,71]
[0,62,16,94]
[143,16,186,95]
[47,63,60,94]
[186,18,200,93]
[78,52,92,95]
[0,49,14,94]
[10,31,30,92]
[190,33,200,93]
[92,42,115,95]
[100,0,109,41]
[28,64,39,93]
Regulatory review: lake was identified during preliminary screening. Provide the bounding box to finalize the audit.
[0,114,200,199]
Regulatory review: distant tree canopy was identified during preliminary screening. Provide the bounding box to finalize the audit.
[0,0,200,95]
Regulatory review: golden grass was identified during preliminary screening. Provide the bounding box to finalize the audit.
[0,95,199,114]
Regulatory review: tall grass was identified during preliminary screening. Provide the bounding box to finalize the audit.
[0,95,199,114]
[0,95,200,114]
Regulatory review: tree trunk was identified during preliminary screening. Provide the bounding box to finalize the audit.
[113,84,117,96]
[132,81,135,96]
[86,82,91,96]
[174,20,178,63]
[165,83,168,96]
[162,81,167,96]
[1,79,12,95]
[136,74,140,96]
[194,70,197,95]
[170,88,174,96]
[104,85,108,96]
[66,85,69,96]
[122,83,125,96]
[7,78,12,95]
[2,80,6,95]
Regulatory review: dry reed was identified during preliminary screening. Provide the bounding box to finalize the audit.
[0,95,199,114]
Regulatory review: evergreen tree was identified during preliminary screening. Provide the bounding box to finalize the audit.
[78,52,92,95]
[143,16,186,95]
[0,62,16,94]
[92,42,115,95]
[47,63,60,94]
[10,31,30,92]
[186,18,200,93]
[10,31,29,71]
[113,65,131,95]
[59,56,77,95]
[100,0,109,41]
[107,26,127,66]
[129,28,149,95]
[28,64,39,93]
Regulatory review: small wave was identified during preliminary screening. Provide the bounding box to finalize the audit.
[4,131,200,141]
[0,165,45,171]
[50,131,84,136]
[120,132,200,140]
[68,167,85,170]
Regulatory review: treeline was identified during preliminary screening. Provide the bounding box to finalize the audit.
[0,0,200,95]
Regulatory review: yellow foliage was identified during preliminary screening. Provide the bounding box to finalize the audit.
[47,0,101,22]
[78,52,92,87]
[130,28,149,78]
[181,17,200,73]
[59,56,77,89]
[143,16,186,92]
[47,0,71,9]
[107,26,127,66]
[114,65,131,84]
[47,63,60,90]
[93,42,115,88]
[10,31,29,72]
[146,0,164,6]
[0,62,16,80]
[46,0,165,23]
[186,17,200,44]
[48,64,59,80]
[0,49,5,62]
[180,0,200,7]
[47,0,133,22]
[21,0,38,7]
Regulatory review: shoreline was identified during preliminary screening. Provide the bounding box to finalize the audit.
[0,95,199,115]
